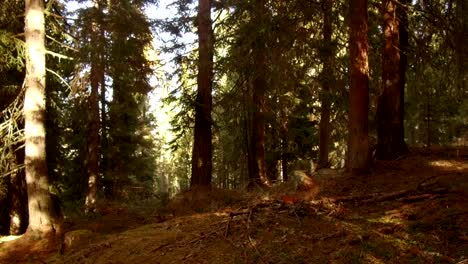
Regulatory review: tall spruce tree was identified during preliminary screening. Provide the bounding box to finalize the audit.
[24,0,60,236]
[107,0,156,197]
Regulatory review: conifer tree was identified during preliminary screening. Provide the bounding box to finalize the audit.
[191,0,214,187]
[375,0,408,160]
[347,0,371,174]
[24,0,60,236]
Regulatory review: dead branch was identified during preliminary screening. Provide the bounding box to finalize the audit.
[228,209,250,217]
[396,194,440,203]
[327,186,449,206]
[360,190,414,204]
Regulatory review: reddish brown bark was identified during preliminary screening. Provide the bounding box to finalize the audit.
[347,0,371,174]
[376,0,408,160]
[247,0,270,187]
[318,0,333,169]
[191,0,213,186]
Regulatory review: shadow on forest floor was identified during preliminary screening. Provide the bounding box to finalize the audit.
[1,147,467,264]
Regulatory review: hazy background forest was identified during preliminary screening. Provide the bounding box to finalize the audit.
[0,0,466,247]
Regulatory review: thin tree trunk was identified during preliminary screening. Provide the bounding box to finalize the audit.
[375,0,408,160]
[318,0,333,169]
[398,0,409,150]
[281,135,288,182]
[347,0,371,174]
[24,0,60,236]
[191,0,213,187]
[99,16,108,187]
[85,2,101,214]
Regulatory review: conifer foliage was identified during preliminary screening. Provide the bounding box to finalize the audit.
[0,0,466,237]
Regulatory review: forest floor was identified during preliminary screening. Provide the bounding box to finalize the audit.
[0,147,467,264]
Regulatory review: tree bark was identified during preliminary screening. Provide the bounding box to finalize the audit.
[191,0,213,187]
[85,1,102,214]
[347,0,371,174]
[24,0,60,236]
[376,0,408,160]
[248,0,270,188]
[318,0,333,169]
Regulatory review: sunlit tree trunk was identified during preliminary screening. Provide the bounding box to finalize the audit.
[24,0,60,237]
[191,0,213,187]
[347,0,371,174]
[376,0,408,160]
[318,0,333,169]
[85,0,103,214]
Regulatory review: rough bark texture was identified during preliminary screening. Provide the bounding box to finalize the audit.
[85,1,103,214]
[24,0,60,236]
[376,0,408,160]
[191,0,213,187]
[347,0,371,174]
[248,0,270,187]
[318,0,333,169]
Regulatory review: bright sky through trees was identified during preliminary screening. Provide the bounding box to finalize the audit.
[65,0,193,156]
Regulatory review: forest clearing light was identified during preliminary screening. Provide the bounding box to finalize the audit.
[430,160,453,168]
[430,159,467,171]
[0,235,22,242]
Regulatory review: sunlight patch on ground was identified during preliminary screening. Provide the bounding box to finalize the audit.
[364,254,386,264]
[430,160,468,171]
[0,235,22,243]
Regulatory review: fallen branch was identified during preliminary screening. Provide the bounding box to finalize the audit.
[396,193,440,203]
[360,190,413,204]
[327,186,448,205]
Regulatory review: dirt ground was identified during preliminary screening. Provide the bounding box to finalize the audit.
[0,147,467,264]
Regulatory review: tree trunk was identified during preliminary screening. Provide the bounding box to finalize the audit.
[85,2,102,214]
[375,0,408,160]
[247,0,270,188]
[318,0,333,169]
[456,0,467,95]
[24,0,60,236]
[99,13,109,191]
[347,0,371,174]
[398,0,409,147]
[191,0,213,187]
